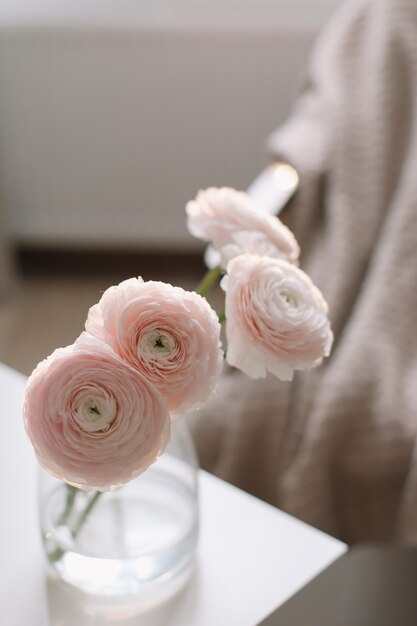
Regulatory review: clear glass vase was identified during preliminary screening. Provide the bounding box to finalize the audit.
[39,419,198,608]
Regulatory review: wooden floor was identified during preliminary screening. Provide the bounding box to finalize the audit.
[0,249,219,376]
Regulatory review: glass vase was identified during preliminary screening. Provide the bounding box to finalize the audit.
[39,419,198,608]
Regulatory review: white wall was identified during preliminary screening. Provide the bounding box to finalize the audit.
[0,0,342,249]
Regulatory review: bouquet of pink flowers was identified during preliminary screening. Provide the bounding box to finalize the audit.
[24,187,332,496]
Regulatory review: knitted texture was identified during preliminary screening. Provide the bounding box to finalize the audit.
[189,0,417,543]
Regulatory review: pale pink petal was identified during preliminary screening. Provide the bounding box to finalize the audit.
[85,278,223,416]
[186,187,299,269]
[24,333,170,491]
[222,254,333,381]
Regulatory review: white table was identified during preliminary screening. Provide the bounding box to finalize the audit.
[0,362,346,626]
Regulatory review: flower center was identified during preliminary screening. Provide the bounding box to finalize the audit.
[74,395,117,433]
[279,289,298,308]
[145,331,175,357]
[89,403,100,415]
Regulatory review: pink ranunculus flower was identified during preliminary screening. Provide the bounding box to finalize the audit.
[221,254,333,381]
[23,333,170,491]
[186,187,300,269]
[85,278,223,416]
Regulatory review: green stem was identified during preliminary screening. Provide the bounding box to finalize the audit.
[73,491,102,537]
[217,309,226,323]
[48,489,103,563]
[195,266,221,297]
[56,485,78,526]
[48,545,67,563]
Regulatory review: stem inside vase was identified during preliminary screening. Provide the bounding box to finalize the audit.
[48,487,102,563]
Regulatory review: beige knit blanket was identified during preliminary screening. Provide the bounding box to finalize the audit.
[189,0,417,543]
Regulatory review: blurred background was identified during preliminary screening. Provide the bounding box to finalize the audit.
[0,0,341,374]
